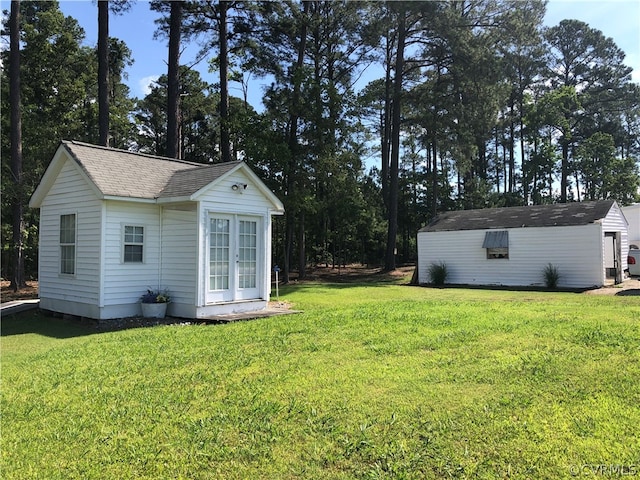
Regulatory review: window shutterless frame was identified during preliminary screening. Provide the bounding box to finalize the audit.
[59,213,77,275]
[123,225,144,263]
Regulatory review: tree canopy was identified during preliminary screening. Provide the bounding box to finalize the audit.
[2,0,639,283]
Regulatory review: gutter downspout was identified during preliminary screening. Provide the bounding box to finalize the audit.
[158,206,163,290]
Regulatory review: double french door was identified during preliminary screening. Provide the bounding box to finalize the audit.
[207,215,261,303]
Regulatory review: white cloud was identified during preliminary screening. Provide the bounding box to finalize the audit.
[138,75,160,96]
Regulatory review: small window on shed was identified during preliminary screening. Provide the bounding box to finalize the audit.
[60,213,76,274]
[483,230,509,259]
[123,225,144,263]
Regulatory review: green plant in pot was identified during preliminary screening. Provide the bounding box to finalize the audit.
[140,289,170,318]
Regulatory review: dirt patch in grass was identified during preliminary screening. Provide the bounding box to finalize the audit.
[1,280,39,302]
[584,278,640,295]
[289,264,416,284]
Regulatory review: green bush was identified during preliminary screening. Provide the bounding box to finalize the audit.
[428,261,448,286]
[543,263,561,289]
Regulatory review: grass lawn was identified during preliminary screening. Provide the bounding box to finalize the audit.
[2,281,639,479]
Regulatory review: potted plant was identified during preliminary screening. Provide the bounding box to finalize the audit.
[140,288,170,318]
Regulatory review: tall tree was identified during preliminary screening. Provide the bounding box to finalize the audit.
[384,4,406,272]
[1,1,104,280]
[9,0,25,290]
[543,19,634,202]
[218,0,231,163]
[166,0,182,158]
[97,0,131,147]
[98,0,109,145]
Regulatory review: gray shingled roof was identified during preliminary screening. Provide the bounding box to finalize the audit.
[159,163,241,198]
[419,200,616,232]
[63,141,241,200]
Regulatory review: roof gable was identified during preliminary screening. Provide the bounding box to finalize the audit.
[159,161,242,198]
[30,141,282,212]
[419,200,617,233]
[63,141,200,200]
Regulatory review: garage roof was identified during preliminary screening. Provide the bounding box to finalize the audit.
[419,200,616,232]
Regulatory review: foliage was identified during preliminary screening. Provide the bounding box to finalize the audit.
[1,1,134,281]
[2,0,640,282]
[542,263,561,289]
[427,261,448,286]
[140,288,170,304]
[2,285,639,478]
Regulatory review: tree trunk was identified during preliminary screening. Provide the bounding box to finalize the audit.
[431,136,438,217]
[219,1,231,163]
[519,96,528,204]
[10,0,25,291]
[384,9,405,272]
[283,1,309,283]
[560,138,568,202]
[166,1,182,159]
[508,101,515,193]
[298,211,306,279]
[381,36,392,213]
[98,0,109,146]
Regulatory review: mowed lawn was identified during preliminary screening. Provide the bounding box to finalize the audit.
[2,282,639,479]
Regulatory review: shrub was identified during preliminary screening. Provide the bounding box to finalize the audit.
[428,261,448,286]
[543,263,561,289]
[140,289,171,303]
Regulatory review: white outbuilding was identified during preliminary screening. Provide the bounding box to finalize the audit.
[29,141,284,320]
[621,204,640,248]
[417,200,629,289]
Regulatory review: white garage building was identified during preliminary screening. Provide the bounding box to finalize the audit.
[417,200,629,289]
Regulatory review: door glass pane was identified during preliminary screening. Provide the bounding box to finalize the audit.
[209,218,230,290]
[238,220,257,289]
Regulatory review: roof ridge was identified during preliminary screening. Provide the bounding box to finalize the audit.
[62,140,203,167]
[186,160,244,170]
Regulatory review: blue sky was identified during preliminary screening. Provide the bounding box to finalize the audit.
[59,0,640,106]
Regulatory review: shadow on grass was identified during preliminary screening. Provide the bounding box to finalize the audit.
[1,310,97,339]
[616,289,640,296]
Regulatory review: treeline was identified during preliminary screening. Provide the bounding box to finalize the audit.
[2,1,639,283]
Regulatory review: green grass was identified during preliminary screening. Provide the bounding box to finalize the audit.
[2,284,640,479]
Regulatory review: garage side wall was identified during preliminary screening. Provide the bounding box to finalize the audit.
[101,201,162,318]
[161,206,198,318]
[38,160,102,317]
[417,224,603,288]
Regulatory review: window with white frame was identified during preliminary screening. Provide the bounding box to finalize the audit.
[123,225,144,263]
[60,213,76,274]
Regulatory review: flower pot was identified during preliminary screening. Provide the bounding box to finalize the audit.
[141,302,167,319]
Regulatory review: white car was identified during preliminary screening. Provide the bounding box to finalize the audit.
[628,249,640,276]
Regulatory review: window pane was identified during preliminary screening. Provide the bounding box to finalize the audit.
[124,225,144,262]
[61,246,75,274]
[124,245,143,262]
[60,214,75,243]
[60,214,76,274]
[210,218,230,291]
[125,225,144,243]
[238,220,257,290]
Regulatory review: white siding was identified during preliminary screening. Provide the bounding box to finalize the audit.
[418,224,604,288]
[601,203,629,272]
[38,160,102,307]
[161,206,198,318]
[622,204,640,247]
[102,201,162,306]
[198,170,277,215]
[36,160,279,319]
